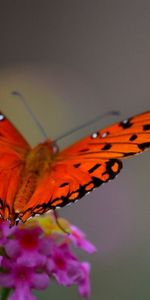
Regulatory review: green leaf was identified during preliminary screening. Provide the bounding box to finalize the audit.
[0,288,11,300]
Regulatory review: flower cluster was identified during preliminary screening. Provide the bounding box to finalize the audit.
[0,214,96,300]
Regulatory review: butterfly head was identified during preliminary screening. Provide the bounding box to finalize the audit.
[40,139,59,155]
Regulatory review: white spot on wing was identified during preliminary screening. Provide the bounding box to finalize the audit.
[122,119,128,124]
[0,114,4,121]
[91,132,98,139]
[74,199,79,203]
[101,132,108,138]
[85,192,90,196]
[66,202,72,206]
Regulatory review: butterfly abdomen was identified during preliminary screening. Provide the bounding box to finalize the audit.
[14,174,38,213]
[14,140,57,215]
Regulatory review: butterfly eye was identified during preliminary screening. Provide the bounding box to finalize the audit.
[51,142,59,154]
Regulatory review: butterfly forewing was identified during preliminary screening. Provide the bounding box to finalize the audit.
[20,111,150,222]
[0,112,30,150]
[0,112,30,221]
[60,111,150,159]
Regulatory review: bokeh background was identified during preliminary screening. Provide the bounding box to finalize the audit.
[0,1,150,299]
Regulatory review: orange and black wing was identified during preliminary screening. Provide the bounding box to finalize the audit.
[20,111,150,222]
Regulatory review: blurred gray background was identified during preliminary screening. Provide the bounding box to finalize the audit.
[0,1,150,299]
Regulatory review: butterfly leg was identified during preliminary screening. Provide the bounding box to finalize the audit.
[53,210,70,234]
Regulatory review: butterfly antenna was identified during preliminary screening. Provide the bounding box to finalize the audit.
[55,110,120,142]
[11,91,48,139]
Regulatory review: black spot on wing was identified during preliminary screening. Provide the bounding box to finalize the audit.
[0,198,4,209]
[91,176,103,187]
[59,182,69,188]
[102,143,112,150]
[71,185,85,199]
[79,148,89,153]
[120,119,133,129]
[91,160,122,187]
[106,159,122,177]
[123,152,136,157]
[129,134,138,141]
[88,163,101,174]
[74,163,81,168]
[143,124,150,131]
[138,142,150,151]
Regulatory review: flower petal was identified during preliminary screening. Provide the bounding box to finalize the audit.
[17,252,47,268]
[8,284,37,300]
[5,240,21,258]
[70,225,97,253]
[31,273,49,289]
[77,263,91,298]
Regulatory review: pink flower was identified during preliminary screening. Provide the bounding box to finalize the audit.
[0,258,49,300]
[47,242,91,296]
[5,227,48,267]
[0,214,96,299]
[69,225,97,253]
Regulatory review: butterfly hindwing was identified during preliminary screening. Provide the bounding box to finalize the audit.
[20,158,122,221]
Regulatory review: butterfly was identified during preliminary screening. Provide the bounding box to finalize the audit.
[0,110,149,225]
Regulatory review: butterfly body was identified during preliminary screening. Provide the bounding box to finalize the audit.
[14,140,57,214]
[0,111,149,225]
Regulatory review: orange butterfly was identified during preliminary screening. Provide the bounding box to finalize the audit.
[0,111,149,225]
